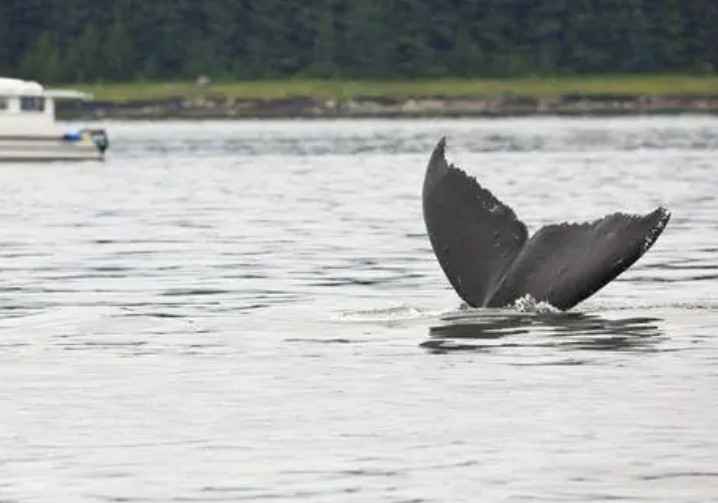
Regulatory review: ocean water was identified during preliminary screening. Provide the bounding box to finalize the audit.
[0,117,717,502]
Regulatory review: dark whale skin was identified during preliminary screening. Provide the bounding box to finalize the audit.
[422,138,670,311]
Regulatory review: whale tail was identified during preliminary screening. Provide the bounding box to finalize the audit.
[422,138,670,311]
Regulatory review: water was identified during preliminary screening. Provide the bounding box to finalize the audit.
[1,117,717,502]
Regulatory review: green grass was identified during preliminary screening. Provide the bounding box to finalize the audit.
[70,74,718,102]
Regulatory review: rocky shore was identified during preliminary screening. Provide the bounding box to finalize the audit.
[59,93,718,120]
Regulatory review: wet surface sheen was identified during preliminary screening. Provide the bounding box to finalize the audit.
[1,117,717,502]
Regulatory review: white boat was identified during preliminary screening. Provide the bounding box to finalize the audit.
[0,77,108,161]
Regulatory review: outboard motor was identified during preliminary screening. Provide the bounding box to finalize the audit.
[88,129,110,154]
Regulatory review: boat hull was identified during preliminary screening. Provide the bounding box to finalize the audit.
[0,135,104,161]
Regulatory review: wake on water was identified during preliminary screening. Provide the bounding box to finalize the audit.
[337,295,560,325]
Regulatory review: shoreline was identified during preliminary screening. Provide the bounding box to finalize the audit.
[59,94,718,120]
[56,76,718,120]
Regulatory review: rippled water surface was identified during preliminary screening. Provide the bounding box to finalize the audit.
[1,117,717,502]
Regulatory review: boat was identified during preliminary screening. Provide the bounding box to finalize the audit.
[0,77,108,161]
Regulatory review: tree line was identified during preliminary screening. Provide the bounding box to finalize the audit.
[1,0,716,83]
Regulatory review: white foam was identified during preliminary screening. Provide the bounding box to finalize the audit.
[512,294,559,314]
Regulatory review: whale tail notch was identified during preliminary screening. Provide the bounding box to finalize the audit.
[422,139,670,311]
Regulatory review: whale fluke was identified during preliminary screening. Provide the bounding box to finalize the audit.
[422,138,670,311]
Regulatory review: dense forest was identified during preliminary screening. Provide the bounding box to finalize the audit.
[1,0,717,83]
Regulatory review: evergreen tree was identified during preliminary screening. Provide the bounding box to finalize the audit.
[0,5,8,74]
[647,0,685,70]
[18,32,63,82]
[341,0,393,78]
[65,24,105,82]
[681,0,718,73]
[104,9,136,81]
[310,1,337,77]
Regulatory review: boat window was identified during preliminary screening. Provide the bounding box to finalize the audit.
[0,97,7,110]
[20,96,45,112]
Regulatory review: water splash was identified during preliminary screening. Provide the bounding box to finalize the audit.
[512,294,559,314]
